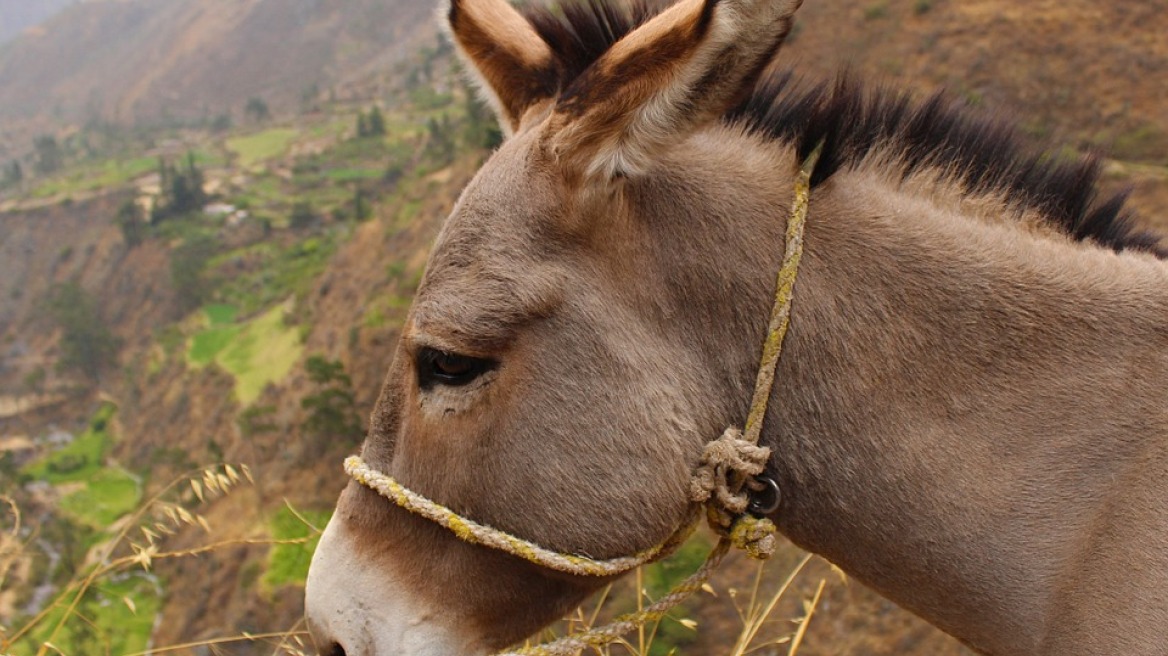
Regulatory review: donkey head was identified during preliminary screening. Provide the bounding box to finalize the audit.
[305,0,803,653]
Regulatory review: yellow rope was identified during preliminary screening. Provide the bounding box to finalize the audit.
[344,144,822,654]
[345,456,696,577]
[744,142,821,444]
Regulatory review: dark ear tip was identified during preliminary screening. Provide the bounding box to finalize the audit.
[699,0,723,28]
[448,0,462,23]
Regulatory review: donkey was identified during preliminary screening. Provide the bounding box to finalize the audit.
[304,0,1168,653]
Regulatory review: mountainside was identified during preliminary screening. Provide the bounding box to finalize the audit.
[0,0,75,44]
[0,0,436,125]
[781,0,1168,166]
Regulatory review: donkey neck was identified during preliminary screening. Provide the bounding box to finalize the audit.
[764,165,1168,653]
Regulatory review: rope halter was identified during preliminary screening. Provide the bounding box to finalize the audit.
[344,145,821,655]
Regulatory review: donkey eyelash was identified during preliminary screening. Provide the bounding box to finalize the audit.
[415,347,498,389]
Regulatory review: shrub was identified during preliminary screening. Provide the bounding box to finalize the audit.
[864,2,889,20]
[239,404,279,438]
[290,201,317,229]
[44,281,120,381]
[116,200,146,248]
[170,235,219,315]
[300,356,362,443]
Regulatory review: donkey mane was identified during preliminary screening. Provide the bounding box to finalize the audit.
[522,0,1164,257]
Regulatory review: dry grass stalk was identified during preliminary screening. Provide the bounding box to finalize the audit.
[118,629,313,656]
[5,466,830,656]
[0,495,23,594]
[0,464,311,656]
[519,545,828,656]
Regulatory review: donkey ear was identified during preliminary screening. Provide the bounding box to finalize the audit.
[446,0,559,136]
[547,0,803,179]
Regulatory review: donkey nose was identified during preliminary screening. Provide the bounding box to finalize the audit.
[305,613,349,656]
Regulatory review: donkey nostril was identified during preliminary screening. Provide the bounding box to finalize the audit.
[321,643,346,656]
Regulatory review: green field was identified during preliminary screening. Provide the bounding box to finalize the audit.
[219,305,303,404]
[217,237,337,315]
[18,573,160,656]
[264,506,332,590]
[29,156,156,199]
[14,402,156,655]
[227,128,300,169]
[187,304,304,405]
[188,304,243,365]
[188,325,243,365]
[21,403,141,528]
[203,303,239,325]
[23,403,117,484]
[58,467,142,528]
[325,167,383,183]
[28,150,225,200]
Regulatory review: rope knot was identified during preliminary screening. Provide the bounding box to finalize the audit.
[729,515,778,560]
[689,427,772,534]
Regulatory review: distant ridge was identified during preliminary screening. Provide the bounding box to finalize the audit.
[0,0,437,124]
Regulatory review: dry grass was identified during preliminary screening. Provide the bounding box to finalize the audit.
[0,465,311,656]
[522,548,830,656]
[3,467,827,656]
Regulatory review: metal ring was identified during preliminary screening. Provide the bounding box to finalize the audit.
[747,476,781,516]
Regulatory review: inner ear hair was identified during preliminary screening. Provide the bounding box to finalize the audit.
[545,0,804,180]
[445,0,561,135]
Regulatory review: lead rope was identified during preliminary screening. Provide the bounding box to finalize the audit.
[496,144,823,656]
[344,144,822,656]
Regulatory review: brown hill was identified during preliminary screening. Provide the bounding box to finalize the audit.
[781,0,1168,166]
[0,195,177,392]
[0,0,436,125]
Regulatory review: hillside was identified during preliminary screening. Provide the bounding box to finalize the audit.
[0,0,437,126]
[0,0,1166,655]
[784,0,1168,162]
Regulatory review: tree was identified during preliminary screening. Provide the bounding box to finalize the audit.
[44,281,120,381]
[289,201,317,229]
[152,153,207,222]
[352,187,370,222]
[33,135,63,174]
[1,160,22,190]
[462,93,503,151]
[116,200,146,248]
[426,116,455,166]
[170,235,218,314]
[239,404,278,438]
[356,107,387,139]
[300,356,362,442]
[367,106,387,137]
[245,97,271,123]
[300,83,322,113]
[210,113,234,133]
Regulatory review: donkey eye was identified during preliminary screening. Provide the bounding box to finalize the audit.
[417,348,494,388]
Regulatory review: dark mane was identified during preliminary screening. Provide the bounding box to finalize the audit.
[522,0,1164,257]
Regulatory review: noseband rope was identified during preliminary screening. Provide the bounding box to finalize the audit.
[344,145,821,655]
